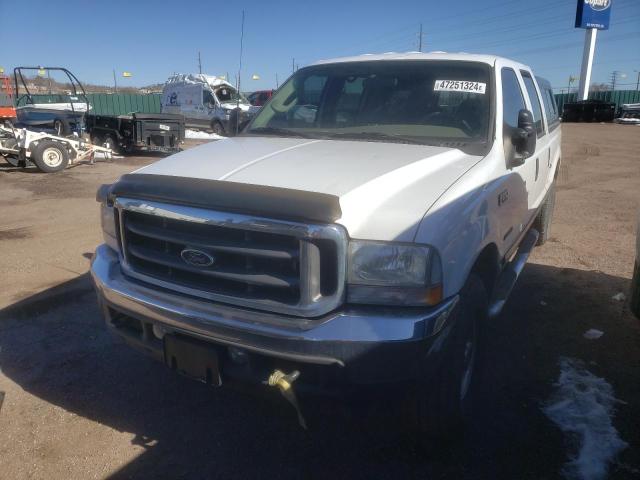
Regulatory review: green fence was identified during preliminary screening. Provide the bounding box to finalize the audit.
[26,93,162,115]
[554,89,640,113]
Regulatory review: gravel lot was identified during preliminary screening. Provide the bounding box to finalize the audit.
[1,125,639,479]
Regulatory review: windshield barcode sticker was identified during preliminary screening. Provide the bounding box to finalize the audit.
[434,80,486,94]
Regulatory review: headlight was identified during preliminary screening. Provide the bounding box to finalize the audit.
[347,240,442,306]
[100,203,119,252]
[97,184,119,252]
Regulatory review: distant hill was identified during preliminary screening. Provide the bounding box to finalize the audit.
[19,75,163,94]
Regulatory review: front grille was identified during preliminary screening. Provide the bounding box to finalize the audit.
[115,197,347,317]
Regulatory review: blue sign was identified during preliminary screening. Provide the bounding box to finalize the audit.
[575,0,612,30]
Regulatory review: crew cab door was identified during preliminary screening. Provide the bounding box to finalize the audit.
[520,70,551,208]
[499,67,539,252]
[537,78,562,191]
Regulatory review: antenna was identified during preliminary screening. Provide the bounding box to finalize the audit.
[198,51,202,74]
[418,23,423,52]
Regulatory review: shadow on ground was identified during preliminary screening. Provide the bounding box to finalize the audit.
[0,263,638,479]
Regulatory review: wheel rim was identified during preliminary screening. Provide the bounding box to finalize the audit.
[42,147,63,167]
[459,317,478,402]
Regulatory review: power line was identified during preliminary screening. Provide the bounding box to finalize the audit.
[295,1,640,66]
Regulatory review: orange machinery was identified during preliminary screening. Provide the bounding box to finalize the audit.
[0,74,16,122]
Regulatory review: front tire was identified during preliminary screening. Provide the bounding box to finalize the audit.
[32,140,69,172]
[211,121,225,136]
[413,273,487,437]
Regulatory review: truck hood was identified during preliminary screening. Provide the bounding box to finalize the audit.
[136,137,482,241]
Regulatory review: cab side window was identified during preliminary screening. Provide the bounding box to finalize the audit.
[544,87,560,130]
[203,90,215,107]
[501,68,526,159]
[521,71,545,137]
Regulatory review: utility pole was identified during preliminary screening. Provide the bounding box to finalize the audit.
[577,28,597,100]
[236,10,245,133]
[198,51,202,74]
[635,70,639,91]
[112,69,118,93]
[275,73,279,88]
[610,71,624,91]
[292,58,295,74]
[418,23,423,52]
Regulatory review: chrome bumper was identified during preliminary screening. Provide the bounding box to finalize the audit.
[91,244,459,382]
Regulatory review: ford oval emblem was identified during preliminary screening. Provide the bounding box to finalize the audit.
[180,248,215,267]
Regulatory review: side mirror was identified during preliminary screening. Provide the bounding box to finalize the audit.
[511,109,536,164]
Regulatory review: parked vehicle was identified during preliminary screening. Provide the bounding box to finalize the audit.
[247,89,275,106]
[561,99,616,122]
[632,214,640,319]
[92,52,561,434]
[13,67,89,135]
[161,74,259,135]
[1,124,112,172]
[614,103,640,125]
[86,113,184,155]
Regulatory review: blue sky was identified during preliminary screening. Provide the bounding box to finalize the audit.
[1,0,638,91]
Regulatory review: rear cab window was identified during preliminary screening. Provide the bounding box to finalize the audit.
[520,71,545,137]
[536,77,560,132]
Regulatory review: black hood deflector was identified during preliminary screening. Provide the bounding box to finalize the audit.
[107,174,342,224]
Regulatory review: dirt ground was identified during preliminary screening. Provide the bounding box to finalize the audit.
[0,125,639,479]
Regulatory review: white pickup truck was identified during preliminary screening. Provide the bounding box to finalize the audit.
[91,52,561,434]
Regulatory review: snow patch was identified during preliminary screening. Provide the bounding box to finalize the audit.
[543,357,627,480]
[185,129,224,140]
[583,329,604,340]
[611,292,626,302]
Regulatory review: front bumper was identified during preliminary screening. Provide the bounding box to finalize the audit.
[90,244,459,386]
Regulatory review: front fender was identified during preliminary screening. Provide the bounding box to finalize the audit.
[414,154,527,298]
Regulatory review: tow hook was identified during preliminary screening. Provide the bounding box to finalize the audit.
[265,369,307,430]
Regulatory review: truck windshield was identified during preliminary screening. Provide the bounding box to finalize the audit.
[215,87,249,105]
[246,60,492,147]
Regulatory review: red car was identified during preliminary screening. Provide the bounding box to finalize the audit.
[247,90,274,107]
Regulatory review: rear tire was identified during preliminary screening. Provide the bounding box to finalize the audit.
[413,273,487,438]
[102,135,120,154]
[533,182,556,246]
[32,140,69,173]
[3,155,21,167]
[53,119,69,136]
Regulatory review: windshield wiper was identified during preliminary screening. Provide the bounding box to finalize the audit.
[246,127,317,139]
[327,131,424,145]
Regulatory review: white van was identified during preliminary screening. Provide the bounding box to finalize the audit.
[161,74,258,135]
